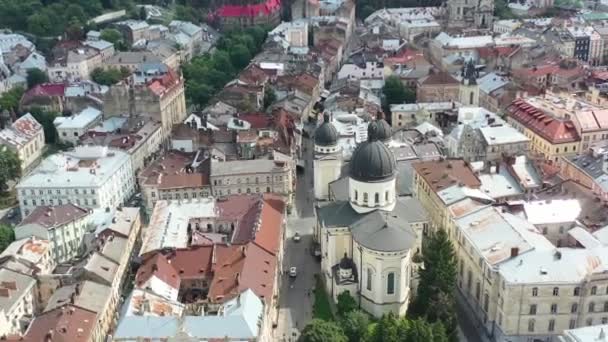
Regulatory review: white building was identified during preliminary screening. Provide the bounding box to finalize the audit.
[54,107,103,145]
[493,19,522,34]
[16,146,135,216]
[15,204,91,263]
[0,236,55,275]
[559,324,608,341]
[315,120,428,317]
[337,61,384,81]
[0,113,45,174]
[47,46,102,82]
[0,268,37,337]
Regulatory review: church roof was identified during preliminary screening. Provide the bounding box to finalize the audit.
[350,210,417,252]
[316,197,425,252]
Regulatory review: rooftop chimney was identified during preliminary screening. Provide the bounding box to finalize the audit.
[510,247,519,258]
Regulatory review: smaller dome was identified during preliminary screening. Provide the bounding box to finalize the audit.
[339,253,355,270]
[374,115,392,142]
[314,113,338,147]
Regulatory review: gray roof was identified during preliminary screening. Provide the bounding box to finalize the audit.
[0,268,36,311]
[350,210,417,252]
[211,159,285,176]
[329,177,349,201]
[567,153,605,179]
[317,197,425,252]
[101,236,128,264]
[44,281,111,314]
[397,161,415,196]
[350,139,396,182]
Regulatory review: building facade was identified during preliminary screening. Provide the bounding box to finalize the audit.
[0,113,45,174]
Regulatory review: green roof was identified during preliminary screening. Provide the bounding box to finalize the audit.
[583,12,608,21]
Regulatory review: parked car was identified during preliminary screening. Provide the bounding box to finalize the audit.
[293,232,301,242]
[289,267,297,278]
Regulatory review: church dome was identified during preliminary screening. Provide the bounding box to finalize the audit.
[374,114,392,142]
[314,113,338,147]
[349,122,396,182]
[339,253,355,270]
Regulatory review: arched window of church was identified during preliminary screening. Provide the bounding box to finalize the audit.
[469,91,475,105]
[366,268,373,291]
[387,272,395,295]
[355,190,358,201]
[374,192,379,205]
[363,193,368,204]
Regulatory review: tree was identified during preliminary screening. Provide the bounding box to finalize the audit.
[263,87,277,109]
[0,224,15,253]
[0,87,24,115]
[0,148,21,192]
[336,291,358,316]
[27,13,53,37]
[250,26,267,46]
[369,312,405,342]
[229,44,252,69]
[26,68,49,89]
[382,75,415,113]
[299,319,347,342]
[29,108,58,144]
[340,310,370,342]
[91,67,128,86]
[101,28,127,51]
[410,230,458,337]
[139,6,147,20]
[494,0,517,19]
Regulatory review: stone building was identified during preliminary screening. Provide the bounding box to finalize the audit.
[446,0,494,29]
[416,70,460,103]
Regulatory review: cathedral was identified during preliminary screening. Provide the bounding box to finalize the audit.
[446,0,494,29]
[313,114,429,317]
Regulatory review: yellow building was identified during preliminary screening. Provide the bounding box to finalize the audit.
[505,98,580,164]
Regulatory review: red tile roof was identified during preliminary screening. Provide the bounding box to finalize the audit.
[208,243,276,303]
[24,305,97,342]
[217,0,281,18]
[167,246,214,280]
[505,99,580,144]
[136,253,181,290]
[25,83,66,98]
[20,205,89,230]
[412,159,481,193]
[147,68,181,97]
[238,113,274,129]
[253,194,285,255]
[478,46,519,59]
[419,71,459,86]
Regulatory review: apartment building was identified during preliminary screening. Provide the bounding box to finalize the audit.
[47,46,102,82]
[16,146,135,216]
[505,98,580,164]
[53,107,102,145]
[210,158,294,204]
[0,237,56,275]
[15,204,91,263]
[103,63,187,141]
[0,268,37,337]
[0,113,45,174]
[138,150,210,210]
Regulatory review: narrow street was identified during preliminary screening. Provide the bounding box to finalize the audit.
[274,126,320,341]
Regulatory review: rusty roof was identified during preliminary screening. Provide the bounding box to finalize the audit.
[24,305,97,342]
[19,204,89,230]
[412,159,481,193]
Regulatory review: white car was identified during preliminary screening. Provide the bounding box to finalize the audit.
[293,233,301,242]
[289,267,297,278]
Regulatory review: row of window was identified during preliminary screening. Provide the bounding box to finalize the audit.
[366,268,397,295]
[21,188,97,196]
[529,301,608,315]
[527,317,607,333]
[354,190,390,205]
[212,175,283,186]
[23,198,97,207]
[531,285,608,297]
[215,187,272,197]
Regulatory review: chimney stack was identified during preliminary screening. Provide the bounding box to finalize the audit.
[510,247,519,258]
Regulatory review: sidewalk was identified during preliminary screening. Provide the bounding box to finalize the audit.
[455,290,493,342]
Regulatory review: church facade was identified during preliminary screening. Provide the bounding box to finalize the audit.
[446,0,494,29]
[313,117,429,318]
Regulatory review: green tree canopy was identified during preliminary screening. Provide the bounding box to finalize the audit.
[410,230,458,337]
[299,319,347,342]
[28,108,59,144]
[90,67,130,86]
[340,310,370,342]
[263,87,277,109]
[0,224,15,253]
[0,148,21,192]
[382,75,415,115]
[229,44,252,69]
[0,87,25,115]
[336,291,358,317]
[26,68,49,89]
